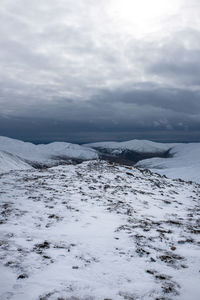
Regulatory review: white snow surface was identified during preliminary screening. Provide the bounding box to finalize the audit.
[0,151,32,173]
[1,136,200,183]
[86,139,200,183]
[0,136,98,167]
[85,139,174,153]
[0,160,200,300]
[137,143,200,183]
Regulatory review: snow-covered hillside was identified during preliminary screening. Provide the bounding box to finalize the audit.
[1,136,200,183]
[137,143,200,183]
[0,136,98,167]
[86,139,200,183]
[0,151,32,173]
[85,139,174,154]
[0,161,199,300]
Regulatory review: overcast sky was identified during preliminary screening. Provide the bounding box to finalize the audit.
[0,0,200,143]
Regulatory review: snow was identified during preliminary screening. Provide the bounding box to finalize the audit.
[0,160,200,299]
[1,136,200,183]
[0,151,32,174]
[1,136,199,298]
[137,143,200,183]
[85,139,174,153]
[0,136,98,167]
[86,139,200,183]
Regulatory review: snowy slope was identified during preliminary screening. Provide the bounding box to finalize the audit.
[136,143,200,183]
[0,136,98,167]
[85,139,175,153]
[0,160,199,300]
[0,151,32,173]
[86,139,200,183]
[1,136,200,183]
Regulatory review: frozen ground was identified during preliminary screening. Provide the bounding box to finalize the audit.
[0,160,200,300]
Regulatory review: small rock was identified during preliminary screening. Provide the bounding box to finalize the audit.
[17,274,28,279]
[72,266,79,269]
[43,255,51,259]
[146,269,154,274]
[171,246,176,251]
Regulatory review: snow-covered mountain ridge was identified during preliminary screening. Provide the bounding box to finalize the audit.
[1,136,200,183]
[0,160,199,299]
[86,139,200,183]
[136,143,200,183]
[85,139,175,153]
[0,136,98,170]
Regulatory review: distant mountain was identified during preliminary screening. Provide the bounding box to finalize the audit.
[136,143,200,183]
[85,139,174,166]
[0,136,98,168]
[85,139,175,153]
[1,136,200,183]
[85,139,200,183]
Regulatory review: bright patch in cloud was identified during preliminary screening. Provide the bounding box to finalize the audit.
[109,0,180,36]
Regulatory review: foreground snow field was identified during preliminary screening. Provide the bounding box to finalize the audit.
[0,160,199,300]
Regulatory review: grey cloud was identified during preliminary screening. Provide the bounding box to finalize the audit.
[2,86,199,129]
[1,114,200,143]
[0,0,200,142]
[146,30,200,86]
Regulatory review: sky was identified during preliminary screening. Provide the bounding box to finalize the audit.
[0,0,200,143]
